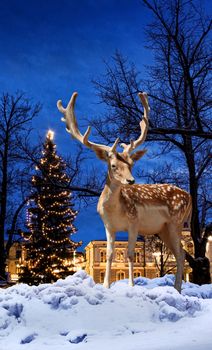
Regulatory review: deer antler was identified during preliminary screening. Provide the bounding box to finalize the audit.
[120,92,150,154]
[57,92,119,153]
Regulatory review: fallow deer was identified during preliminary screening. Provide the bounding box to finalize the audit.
[57,91,192,293]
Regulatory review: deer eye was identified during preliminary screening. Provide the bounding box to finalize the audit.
[111,164,116,169]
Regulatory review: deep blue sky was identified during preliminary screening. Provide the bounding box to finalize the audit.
[0,0,153,153]
[0,0,153,249]
[0,0,150,134]
[1,0,210,249]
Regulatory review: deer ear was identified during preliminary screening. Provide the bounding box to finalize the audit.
[131,149,147,162]
[94,149,109,161]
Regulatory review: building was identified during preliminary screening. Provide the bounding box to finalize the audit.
[6,241,26,283]
[85,236,154,284]
[5,241,85,283]
[6,230,212,284]
[85,230,193,284]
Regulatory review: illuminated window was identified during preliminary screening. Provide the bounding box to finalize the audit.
[116,250,124,262]
[100,251,106,263]
[116,271,125,280]
[134,251,141,263]
[16,265,21,274]
[16,250,21,259]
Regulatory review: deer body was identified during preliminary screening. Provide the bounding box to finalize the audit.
[97,177,191,290]
[57,91,192,293]
[97,183,170,234]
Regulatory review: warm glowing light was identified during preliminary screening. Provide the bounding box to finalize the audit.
[47,129,54,140]
[21,126,82,284]
[152,252,161,257]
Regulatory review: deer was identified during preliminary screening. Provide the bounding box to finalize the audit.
[57,91,192,293]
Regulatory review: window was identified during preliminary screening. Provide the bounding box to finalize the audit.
[16,265,21,274]
[134,271,141,278]
[100,271,105,283]
[16,250,21,259]
[100,250,106,263]
[116,250,124,262]
[116,271,125,280]
[134,251,141,263]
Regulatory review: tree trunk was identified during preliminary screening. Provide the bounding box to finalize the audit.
[0,223,5,280]
[184,138,211,284]
[185,251,211,285]
[0,137,8,280]
[160,243,164,277]
[0,181,7,280]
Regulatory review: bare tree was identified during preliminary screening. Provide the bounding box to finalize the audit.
[0,92,104,283]
[145,235,174,277]
[92,0,211,283]
[0,92,41,280]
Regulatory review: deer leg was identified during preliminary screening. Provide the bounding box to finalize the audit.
[175,248,185,292]
[128,231,138,287]
[159,224,185,293]
[103,228,115,288]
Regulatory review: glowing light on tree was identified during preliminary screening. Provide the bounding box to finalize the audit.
[19,130,82,284]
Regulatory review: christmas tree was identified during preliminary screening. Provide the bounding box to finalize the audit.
[19,130,81,285]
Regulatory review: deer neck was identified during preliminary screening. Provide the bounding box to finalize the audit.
[99,175,121,210]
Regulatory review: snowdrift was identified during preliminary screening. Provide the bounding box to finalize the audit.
[0,271,212,350]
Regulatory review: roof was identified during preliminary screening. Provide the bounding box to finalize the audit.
[91,232,145,242]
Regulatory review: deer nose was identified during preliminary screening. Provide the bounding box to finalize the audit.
[127,179,135,185]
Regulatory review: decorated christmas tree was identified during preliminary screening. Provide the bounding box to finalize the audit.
[19,130,81,284]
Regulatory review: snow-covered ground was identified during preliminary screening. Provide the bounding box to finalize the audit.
[0,271,212,350]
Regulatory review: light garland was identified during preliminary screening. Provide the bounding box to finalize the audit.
[22,133,81,283]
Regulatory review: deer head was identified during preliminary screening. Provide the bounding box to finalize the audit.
[57,92,149,186]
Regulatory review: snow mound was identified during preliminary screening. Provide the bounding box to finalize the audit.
[0,271,211,350]
[134,274,212,299]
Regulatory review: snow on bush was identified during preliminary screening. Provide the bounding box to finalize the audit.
[0,270,212,349]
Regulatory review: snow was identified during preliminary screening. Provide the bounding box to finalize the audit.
[0,270,212,350]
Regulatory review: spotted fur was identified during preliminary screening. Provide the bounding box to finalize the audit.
[121,184,191,221]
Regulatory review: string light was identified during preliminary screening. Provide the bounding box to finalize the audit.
[47,129,54,140]
[21,131,82,284]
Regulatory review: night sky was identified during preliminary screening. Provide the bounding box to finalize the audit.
[1,0,210,249]
[0,0,151,138]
